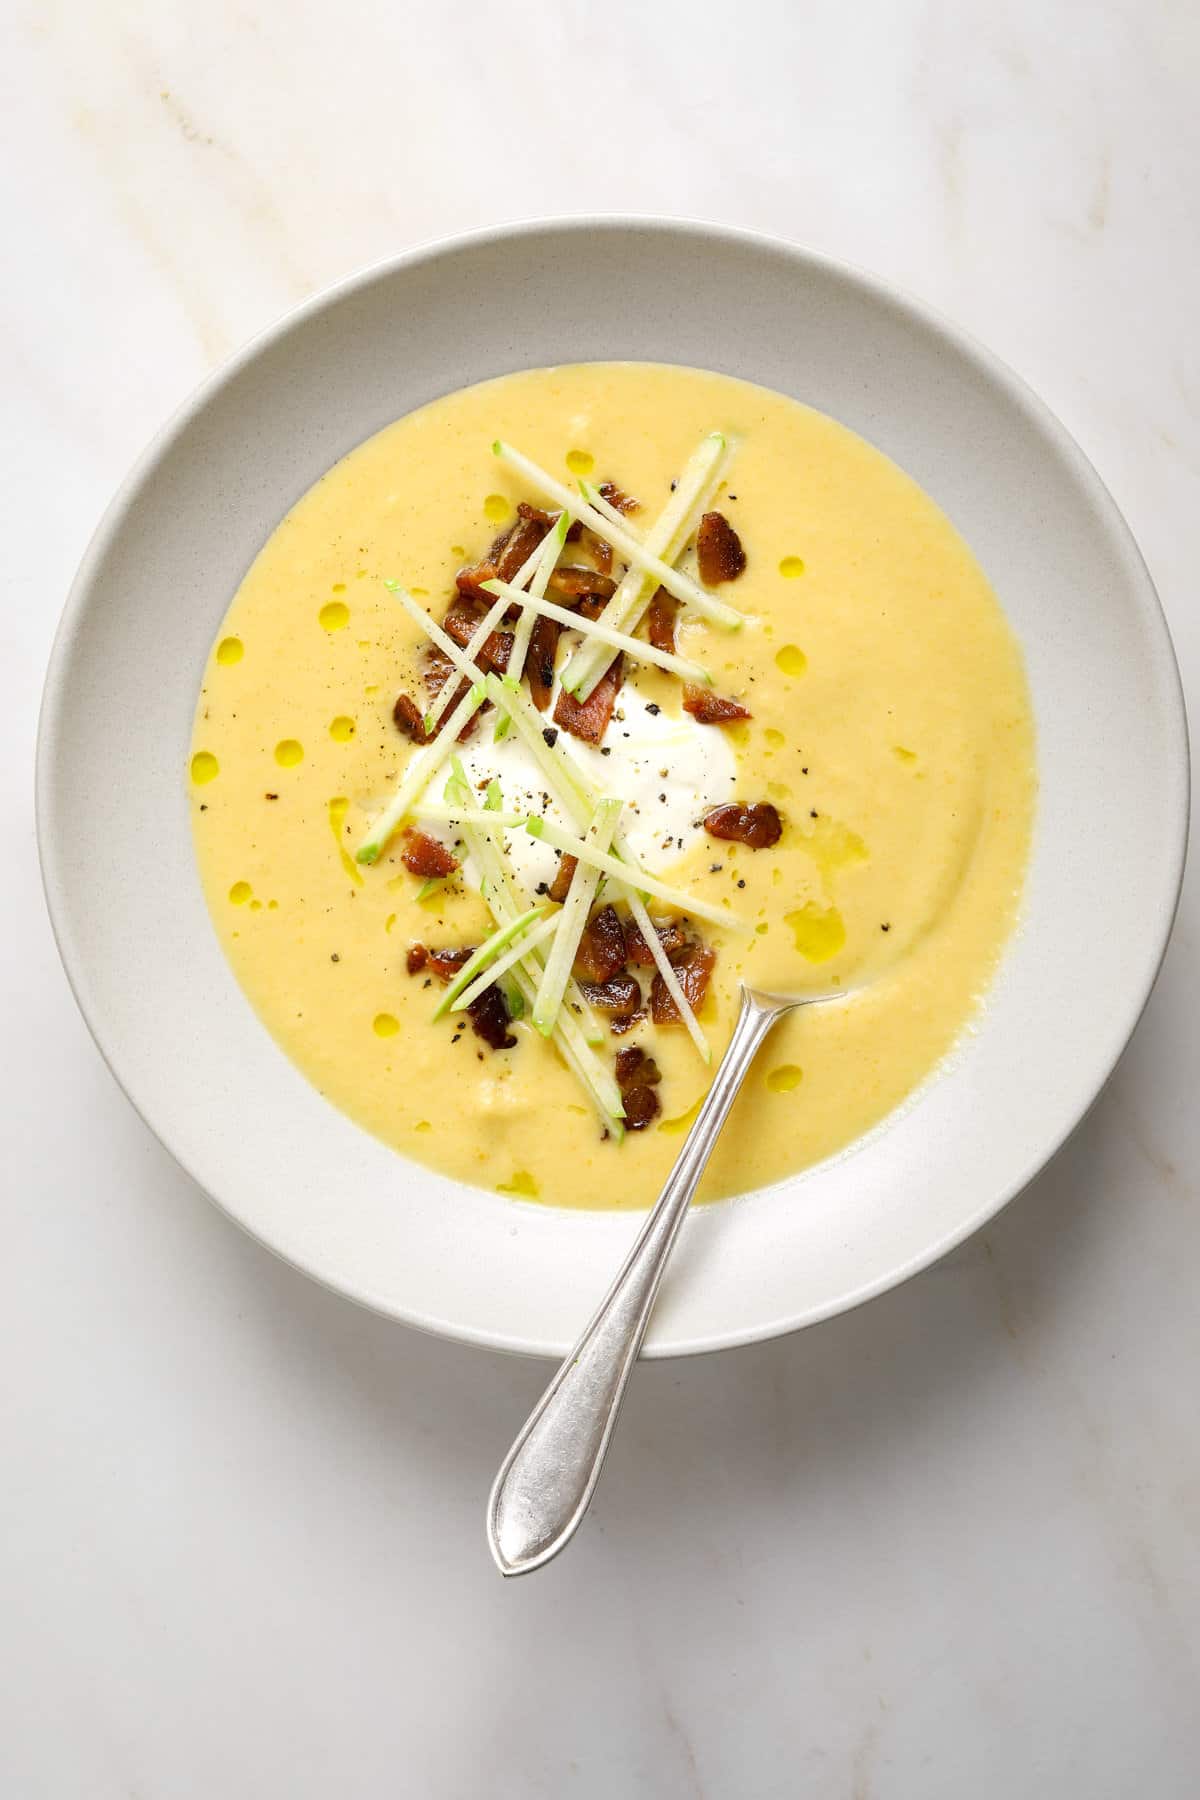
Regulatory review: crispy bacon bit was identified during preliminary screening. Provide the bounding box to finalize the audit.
[611,1008,646,1036]
[598,481,640,515]
[647,587,678,655]
[393,692,433,743]
[547,565,618,604]
[547,854,578,904]
[527,615,562,711]
[455,515,550,600]
[496,515,549,581]
[420,650,483,741]
[554,653,623,744]
[651,944,716,1025]
[615,1046,662,1089]
[427,945,473,983]
[405,944,428,976]
[703,802,783,849]
[696,511,746,585]
[587,534,613,576]
[402,830,459,879]
[623,916,691,965]
[579,973,642,1018]
[517,500,559,528]
[573,904,628,983]
[467,983,517,1050]
[622,1084,661,1130]
[442,595,486,648]
[614,1044,661,1129]
[682,685,751,726]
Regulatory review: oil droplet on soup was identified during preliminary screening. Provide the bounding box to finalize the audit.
[565,448,594,475]
[779,555,805,578]
[373,1013,400,1038]
[319,601,349,632]
[894,745,918,764]
[216,637,243,666]
[274,739,304,767]
[497,1170,539,1198]
[229,881,252,906]
[775,645,807,678]
[764,728,785,750]
[786,902,846,962]
[191,751,219,785]
[766,1064,803,1093]
[483,493,510,522]
[329,716,356,742]
[327,797,363,886]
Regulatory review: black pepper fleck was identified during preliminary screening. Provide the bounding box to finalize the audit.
[709,863,723,873]
[542,727,558,748]
[600,746,612,756]
[810,809,819,819]
[330,953,340,963]
[737,878,746,889]
[881,923,891,932]
[265,792,278,800]
[646,702,661,716]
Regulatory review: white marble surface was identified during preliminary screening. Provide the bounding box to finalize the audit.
[4,1,1198,1793]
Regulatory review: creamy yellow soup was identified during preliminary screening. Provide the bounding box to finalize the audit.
[189,362,1035,1210]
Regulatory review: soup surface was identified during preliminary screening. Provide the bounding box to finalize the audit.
[190,362,1035,1209]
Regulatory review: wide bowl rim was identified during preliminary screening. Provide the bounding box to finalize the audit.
[36,214,1190,1358]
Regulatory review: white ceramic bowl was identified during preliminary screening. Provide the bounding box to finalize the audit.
[38,219,1188,1358]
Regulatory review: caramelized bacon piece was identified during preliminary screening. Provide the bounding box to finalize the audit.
[579,973,642,1018]
[442,595,486,648]
[427,945,473,983]
[467,983,517,1050]
[703,802,783,849]
[405,944,428,976]
[419,650,483,742]
[622,1085,661,1130]
[615,1046,662,1088]
[647,587,678,655]
[696,511,746,585]
[598,481,640,515]
[401,831,459,879]
[527,615,562,712]
[623,916,690,966]
[553,653,623,745]
[517,500,558,528]
[573,904,627,984]
[587,534,613,577]
[682,686,750,726]
[455,515,550,600]
[393,692,433,744]
[614,1044,661,1130]
[611,1008,646,1037]
[496,515,549,581]
[547,565,618,604]
[547,854,578,904]
[651,944,716,1025]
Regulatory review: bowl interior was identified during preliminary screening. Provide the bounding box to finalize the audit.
[38,220,1188,1357]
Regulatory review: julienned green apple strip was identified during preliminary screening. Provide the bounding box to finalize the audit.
[480,674,712,1058]
[523,815,749,932]
[505,513,569,686]
[446,764,624,1133]
[492,438,744,629]
[450,911,563,1014]
[432,903,551,1020]
[531,798,623,1038]
[479,579,713,686]
[561,431,732,701]
[354,678,486,865]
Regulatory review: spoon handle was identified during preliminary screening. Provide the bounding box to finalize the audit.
[486,985,789,1576]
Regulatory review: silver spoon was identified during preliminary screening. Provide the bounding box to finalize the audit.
[487,981,842,1576]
